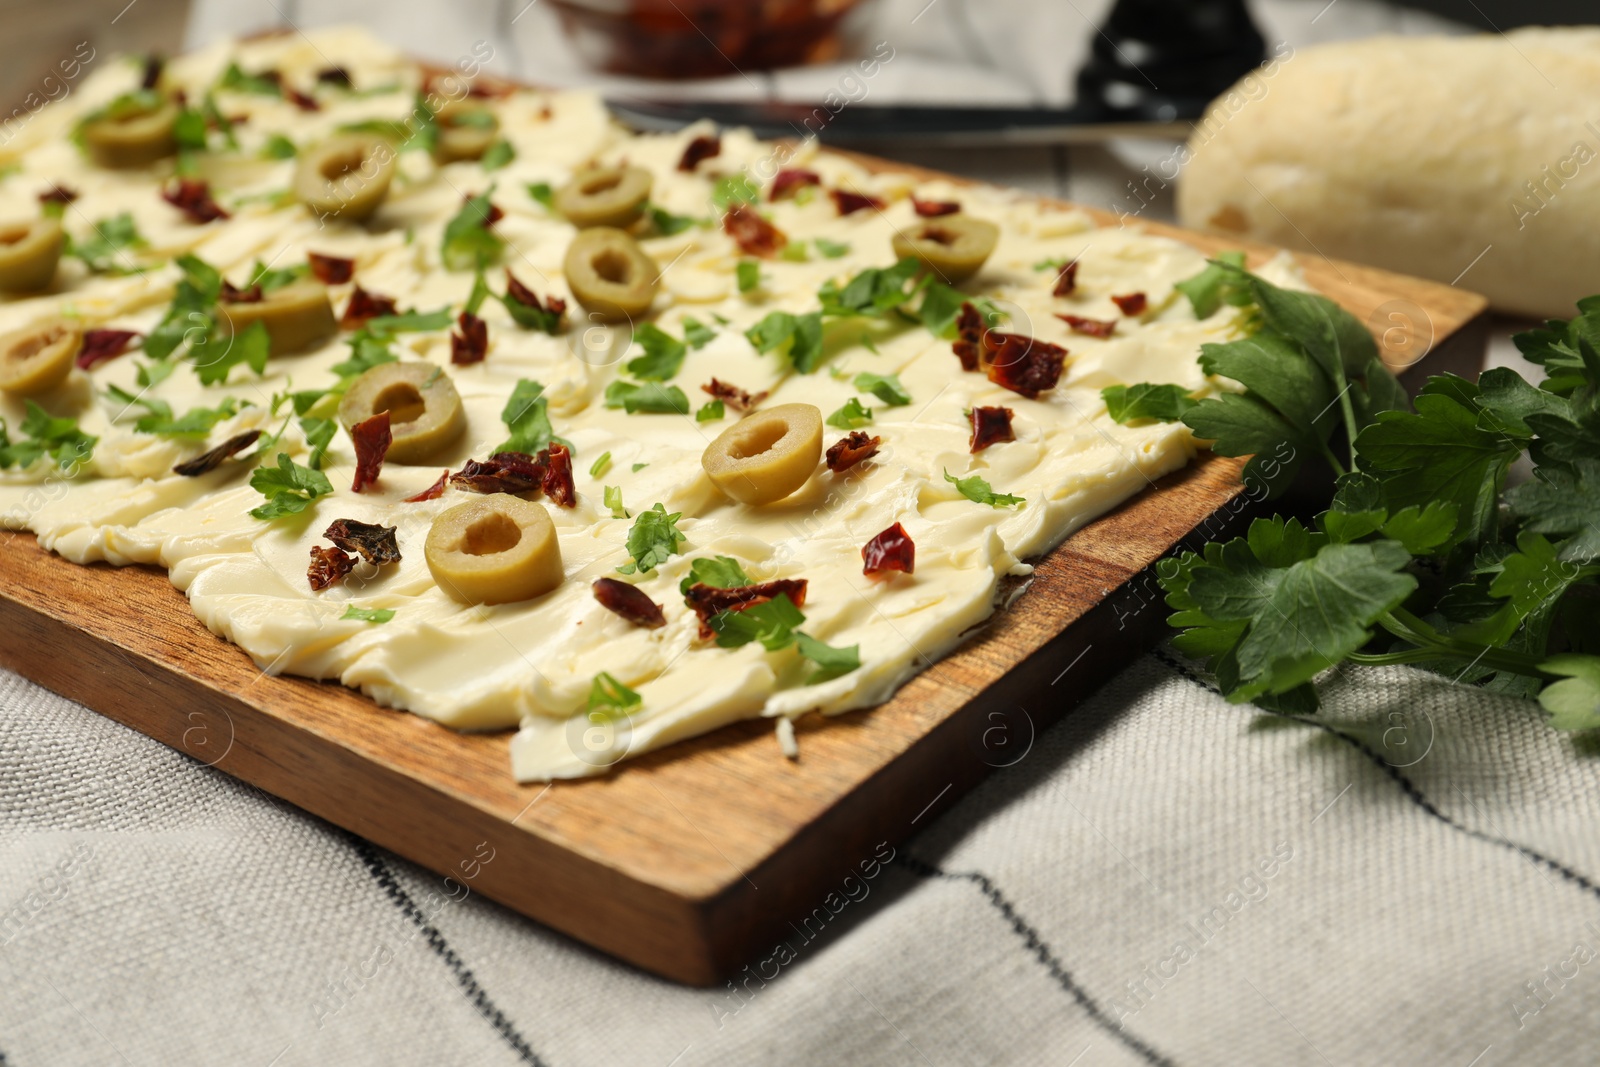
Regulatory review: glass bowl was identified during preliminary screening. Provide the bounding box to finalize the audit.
[548,0,880,79]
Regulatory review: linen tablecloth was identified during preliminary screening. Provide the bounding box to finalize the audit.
[5,1,1596,1064]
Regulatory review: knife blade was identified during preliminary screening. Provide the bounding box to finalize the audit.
[604,99,1194,146]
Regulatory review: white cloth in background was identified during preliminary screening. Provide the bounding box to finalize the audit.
[4,656,1600,1065]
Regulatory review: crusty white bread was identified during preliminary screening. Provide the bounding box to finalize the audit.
[1176,29,1600,319]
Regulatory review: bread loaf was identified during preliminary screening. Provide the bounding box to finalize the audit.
[1176,29,1600,319]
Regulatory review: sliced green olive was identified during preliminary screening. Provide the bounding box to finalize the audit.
[0,218,64,292]
[426,496,564,605]
[338,362,465,463]
[81,97,179,169]
[554,166,652,229]
[433,103,500,164]
[891,214,1000,284]
[702,403,822,506]
[0,319,81,396]
[294,135,396,223]
[215,278,336,356]
[562,228,659,323]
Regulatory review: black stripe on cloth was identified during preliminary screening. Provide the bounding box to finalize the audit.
[894,853,1178,1067]
[1149,647,1600,906]
[347,836,550,1067]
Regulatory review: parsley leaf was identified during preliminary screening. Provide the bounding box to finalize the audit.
[1103,383,1198,424]
[300,416,336,470]
[587,671,642,719]
[712,173,760,210]
[0,402,96,470]
[696,400,725,422]
[736,259,761,294]
[818,258,923,319]
[440,189,504,270]
[646,203,699,235]
[626,323,688,381]
[145,253,222,360]
[249,453,333,520]
[745,310,825,373]
[677,555,754,595]
[480,139,516,171]
[194,319,270,386]
[709,593,804,650]
[261,133,297,160]
[604,381,690,415]
[527,182,555,210]
[617,503,685,575]
[67,213,147,273]
[853,372,910,406]
[499,379,563,455]
[944,468,1024,508]
[1174,251,1250,318]
[826,398,874,429]
[795,632,861,683]
[342,606,396,624]
[814,237,851,259]
[681,317,716,349]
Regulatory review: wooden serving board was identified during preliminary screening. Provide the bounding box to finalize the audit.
[0,181,1488,984]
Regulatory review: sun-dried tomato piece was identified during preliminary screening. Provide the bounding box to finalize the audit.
[1052,259,1079,297]
[984,333,1068,399]
[162,178,230,224]
[317,66,353,87]
[952,301,1067,399]
[285,87,320,112]
[969,406,1015,452]
[350,411,391,493]
[830,189,884,216]
[308,252,354,285]
[324,517,400,566]
[723,202,787,258]
[911,197,959,217]
[220,280,264,304]
[451,311,488,365]
[677,134,721,172]
[951,301,986,371]
[404,470,450,502]
[449,452,545,495]
[1112,292,1148,316]
[541,442,577,508]
[592,577,666,629]
[140,55,164,90]
[76,329,142,370]
[340,285,399,328]
[38,184,77,206]
[702,377,767,412]
[769,168,820,200]
[862,522,914,578]
[308,545,356,591]
[1056,314,1116,338]
[684,579,809,638]
[172,430,261,477]
[825,431,880,473]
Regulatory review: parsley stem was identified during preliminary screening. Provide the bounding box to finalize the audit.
[1316,439,1348,479]
[1374,608,1550,679]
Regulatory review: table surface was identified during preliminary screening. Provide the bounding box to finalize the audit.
[3,4,1594,1067]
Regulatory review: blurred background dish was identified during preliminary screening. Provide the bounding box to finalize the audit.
[546,0,880,79]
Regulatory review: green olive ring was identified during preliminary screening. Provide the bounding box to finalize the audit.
[215,278,337,356]
[0,318,81,396]
[0,218,65,292]
[890,214,1001,284]
[338,362,465,463]
[701,403,823,506]
[561,228,660,323]
[294,135,397,223]
[432,103,501,164]
[425,496,564,605]
[554,166,653,229]
[81,97,179,169]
